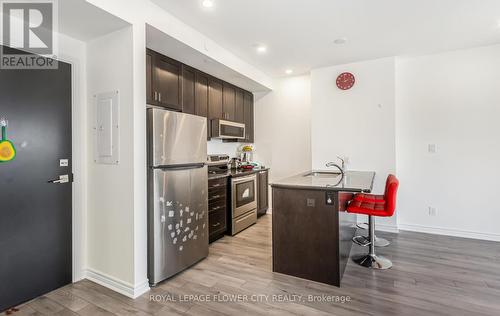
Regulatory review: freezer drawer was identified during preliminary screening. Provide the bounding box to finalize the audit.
[148,165,208,285]
[148,108,207,166]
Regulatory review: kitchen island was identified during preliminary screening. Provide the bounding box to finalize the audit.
[270,170,375,286]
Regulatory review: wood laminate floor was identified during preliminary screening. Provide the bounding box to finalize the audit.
[9,215,500,316]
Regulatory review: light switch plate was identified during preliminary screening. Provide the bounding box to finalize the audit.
[428,144,437,153]
[59,159,68,167]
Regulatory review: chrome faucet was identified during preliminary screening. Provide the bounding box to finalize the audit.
[325,157,345,177]
[326,162,344,178]
[337,156,346,172]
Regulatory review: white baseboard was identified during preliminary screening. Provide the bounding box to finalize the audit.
[398,223,500,242]
[84,268,150,299]
[375,224,399,233]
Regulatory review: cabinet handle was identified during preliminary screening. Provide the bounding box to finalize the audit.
[158,93,162,102]
[211,195,221,199]
[210,184,222,188]
[210,206,222,212]
[154,91,157,101]
[212,222,221,227]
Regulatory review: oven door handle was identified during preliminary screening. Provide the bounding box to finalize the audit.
[232,175,256,184]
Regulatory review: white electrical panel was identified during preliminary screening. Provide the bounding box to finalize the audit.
[94,91,120,165]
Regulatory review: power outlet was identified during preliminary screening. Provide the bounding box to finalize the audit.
[428,206,437,216]
[428,144,438,154]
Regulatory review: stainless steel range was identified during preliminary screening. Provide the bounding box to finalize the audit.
[207,154,258,235]
[230,174,258,235]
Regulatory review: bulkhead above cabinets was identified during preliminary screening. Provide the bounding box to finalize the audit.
[146,48,254,143]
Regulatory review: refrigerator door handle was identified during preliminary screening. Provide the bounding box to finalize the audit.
[151,163,206,171]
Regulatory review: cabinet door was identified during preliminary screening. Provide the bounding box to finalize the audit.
[241,91,254,143]
[195,72,209,117]
[258,170,269,215]
[208,78,223,120]
[195,72,210,139]
[154,54,182,111]
[181,65,195,114]
[223,83,236,121]
[235,89,244,123]
[146,50,154,105]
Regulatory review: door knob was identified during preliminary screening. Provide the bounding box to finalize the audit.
[48,174,70,184]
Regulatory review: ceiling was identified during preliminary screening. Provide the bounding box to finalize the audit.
[59,0,130,42]
[151,0,500,77]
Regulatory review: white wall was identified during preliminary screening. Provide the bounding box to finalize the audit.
[254,75,312,182]
[396,45,500,241]
[311,58,398,231]
[86,27,136,288]
[58,33,88,282]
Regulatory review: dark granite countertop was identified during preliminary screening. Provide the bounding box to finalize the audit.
[208,167,269,180]
[270,170,375,192]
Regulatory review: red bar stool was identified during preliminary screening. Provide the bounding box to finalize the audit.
[347,174,399,269]
[353,176,394,247]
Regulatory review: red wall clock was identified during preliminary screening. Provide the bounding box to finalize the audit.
[336,72,355,90]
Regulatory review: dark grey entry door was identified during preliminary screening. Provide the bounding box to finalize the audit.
[0,53,72,312]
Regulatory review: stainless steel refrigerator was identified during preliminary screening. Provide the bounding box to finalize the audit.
[147,108,208,286]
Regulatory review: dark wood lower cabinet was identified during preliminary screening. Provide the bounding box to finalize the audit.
[272,187,356,287]
[257,170,269,216]
[208,177,228,243]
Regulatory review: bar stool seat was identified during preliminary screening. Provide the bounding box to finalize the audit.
[351,194,391,247]
[347,174,399,270]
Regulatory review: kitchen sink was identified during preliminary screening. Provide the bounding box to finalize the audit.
[303,171,341,178]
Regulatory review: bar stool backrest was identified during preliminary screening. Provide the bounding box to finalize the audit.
[384,174,399,217]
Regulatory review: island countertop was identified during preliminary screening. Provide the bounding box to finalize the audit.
[270,170,375,192]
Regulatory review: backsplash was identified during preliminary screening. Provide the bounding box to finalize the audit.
[207,139,241,158]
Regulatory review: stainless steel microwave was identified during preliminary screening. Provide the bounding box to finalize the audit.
[211,119,246,139]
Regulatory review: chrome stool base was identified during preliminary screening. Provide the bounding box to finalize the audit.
[352,215,393,270]
[352,254,392,270]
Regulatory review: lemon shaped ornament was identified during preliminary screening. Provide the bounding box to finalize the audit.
[0,121,16,163]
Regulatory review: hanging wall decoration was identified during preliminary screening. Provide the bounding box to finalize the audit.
[336,72,355,90]
[0,118,16,163]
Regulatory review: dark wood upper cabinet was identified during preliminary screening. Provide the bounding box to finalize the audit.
[146,49,255,143]
[235,88,245,123]
[146,50,154,105]
[208,78,223,120]
[222,83,236,121]
[181,65,195,115]
[195,72,209,118]
[195,71,210,139]
[154,54,182,111]
[241,91,254,143]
